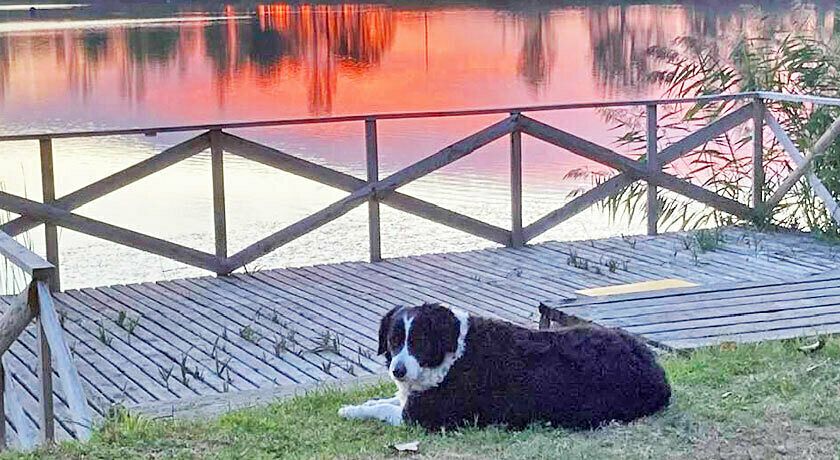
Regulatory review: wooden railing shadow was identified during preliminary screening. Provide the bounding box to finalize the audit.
[0,232,92,449]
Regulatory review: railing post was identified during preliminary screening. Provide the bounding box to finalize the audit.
[646,104,659,235]
[36,317,54,445]
[210,130,228,269]
[39,138,60,291]
[510,112,524,247]
[752,98,765,210]
[0,363,5,451]
[365,119,382,262]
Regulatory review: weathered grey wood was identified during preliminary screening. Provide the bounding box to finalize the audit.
[766,113,840,226]
[221,132,511,246]
[0,193,224,273]
[35,283,92,440]
[596,281,840,322]
[519,115,755,221]
[182,275,379,374]
[365,119,382,262]
[224,115,518,270]
[523,175,634,242]
[36,319,54,445]
[160,279,348,381]
[39,139,60,292]
[656,104,754,165]
[646,104,659,236]
[0,287,37,358]
[524,105,753,241]
[0,232,54,282]
[0,93,760,143]
[765,114,840,211]
[752,99,765,210]
[618,294,840,334]
[3,359,36,450]
[133,282,316,384]
[95,285,256,392]
[2,133,211,237]
[210,130,227,263]
[510,120,524,247]
[60,289,202,398]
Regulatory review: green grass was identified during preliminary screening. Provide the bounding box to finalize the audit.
[9,337,840,459]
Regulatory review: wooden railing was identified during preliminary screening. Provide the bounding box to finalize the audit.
[0,232,92,449]
[2,91,840,289]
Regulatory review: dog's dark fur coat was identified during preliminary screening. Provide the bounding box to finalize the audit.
[380,304,671,431]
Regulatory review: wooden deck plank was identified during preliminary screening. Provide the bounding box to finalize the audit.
[596,283,840,324]
[360,259,524,323]
[132,282,308,386]
[622,297,840,335]
[242,273,381,344]
[538,240,661,285]
[158,279,330,383]
[403,253,548,307]
[597,236,761,283]
[713,229,837,271]
[430,250,578,299]
[173,277,371,379]
[102,284,260,391]
[664,324,840,349]
[77,288,222,395]
[56,290,196,399]
[442,248,582,297]
[46,296,167,405]
[215,274,382,371]
[384,257,535,319]
[473,246,596,294]
[649,233,817,280]
[598,238,740,284]
[419,252,565,303]
[329,261,513,322]
[646,310,840,342]
[184,275,379,371]
[558,276,840,319]
[588,237,756,284]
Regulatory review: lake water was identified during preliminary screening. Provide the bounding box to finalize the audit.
[0,1,835,291]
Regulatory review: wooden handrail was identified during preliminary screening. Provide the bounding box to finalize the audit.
[1,132,210,238]
[0,281,92,448]
[35,282,93,439]
[0,231,54,282]
[0,92,756,143]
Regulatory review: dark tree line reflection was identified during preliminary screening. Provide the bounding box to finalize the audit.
[0,2,838,112]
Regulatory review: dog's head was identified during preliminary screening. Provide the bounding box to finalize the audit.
[378,303,465,383]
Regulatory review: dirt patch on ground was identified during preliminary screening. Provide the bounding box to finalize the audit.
[689,418,840,460]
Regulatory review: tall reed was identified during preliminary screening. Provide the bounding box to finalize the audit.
[576,25,840,237]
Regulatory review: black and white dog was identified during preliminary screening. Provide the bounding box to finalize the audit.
[339,303,671,430]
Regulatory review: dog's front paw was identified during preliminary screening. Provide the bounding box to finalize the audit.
[338,404,362,419]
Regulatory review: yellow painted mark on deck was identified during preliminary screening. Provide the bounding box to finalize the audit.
[576,279,698,297]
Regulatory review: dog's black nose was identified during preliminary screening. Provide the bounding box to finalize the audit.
[392,362,407,380]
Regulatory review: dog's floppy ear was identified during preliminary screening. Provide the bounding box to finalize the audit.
[378,306,402,356]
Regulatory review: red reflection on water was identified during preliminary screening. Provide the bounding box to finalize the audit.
[0,3,835,146]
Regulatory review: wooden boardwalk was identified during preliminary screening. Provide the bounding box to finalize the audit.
[1,227,839,435]
[546,272,840,350]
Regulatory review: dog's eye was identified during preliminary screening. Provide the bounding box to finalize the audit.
[389,330,404,348]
